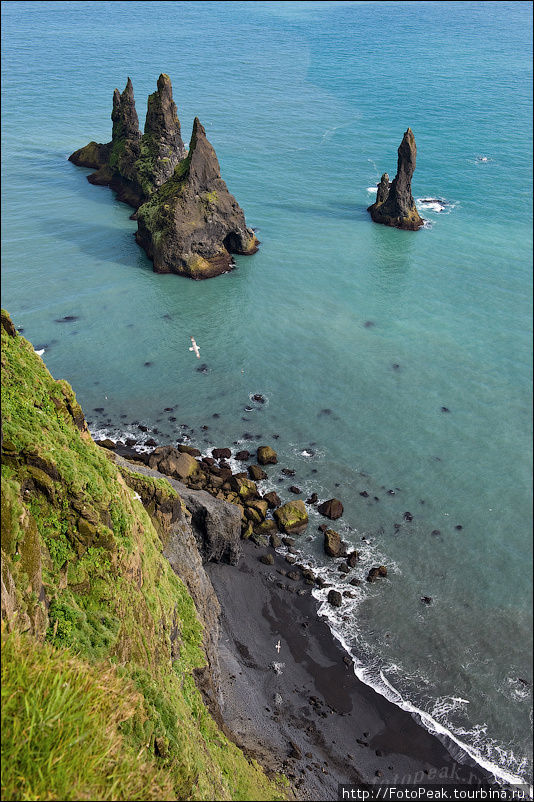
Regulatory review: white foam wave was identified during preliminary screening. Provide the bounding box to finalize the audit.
[311,594,528,787]
[34,348,45,356]
[367,185,378,194]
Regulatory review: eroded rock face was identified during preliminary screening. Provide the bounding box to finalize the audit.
[69,75,258,279]
[135,117,259,279]
[368,128,424,230]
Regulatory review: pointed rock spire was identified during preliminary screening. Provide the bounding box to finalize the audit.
[368,129,423,230]
[111,77,140,142]
[136,116,258,279]
[376,173,390,205]
[144,73,185,160]
[186,117,222,188]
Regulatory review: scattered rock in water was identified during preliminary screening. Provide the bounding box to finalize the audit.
[441,406,450,413]
[455,524,463,530]
[178,444,201,457]
[169,416,177,422]
[145,437,157,447]
[347,551,359,567]
[248,464,267,481]
[263,491,281,509]
[392,363,400,370]
[359,491,369,498]
[327,589,343,607]
[317,498,344,520]
[349,578,361,586]
[366,566,388,583]
[212,412,220,418]
[257,445,277,465]
[306,492,318,505]
[431,529,441,536]
[54,315,79,323]
[289,485,302,494]
[363,320,375,328]
[324,529,343,558]
[244,405,254,412]
[235,449,250,460]
[138,424,148,432]
[403,511,413,522]
[197,363,209,373]
[318,408,332,416]
[421,596,433,605]
[281,467,295,477]
[252,394,266,404]
[94,407,105,412]
[338,562,350,574]
[212,447,231,460]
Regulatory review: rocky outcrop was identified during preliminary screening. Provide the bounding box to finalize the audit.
[69,75,258,279]
[368,128,424,230]
[135,117,259,279]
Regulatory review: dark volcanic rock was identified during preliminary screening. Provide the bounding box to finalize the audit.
[69,75,258,280]
[366,565,388,583]
[141,72,186,192]
[327,589,343,607]
[136,117,259,279]
[317,498,344,520]
[263,491,281,509]
[367,128,424,230]
[324,529,343,558]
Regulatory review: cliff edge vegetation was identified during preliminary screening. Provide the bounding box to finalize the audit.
[0,310,286,802]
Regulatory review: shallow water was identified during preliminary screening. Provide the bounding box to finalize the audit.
[2,0,532,784]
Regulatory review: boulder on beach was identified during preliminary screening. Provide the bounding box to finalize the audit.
[229,474,258,500]
[257,445,277,465]
[273,500,308,535]
[317,498,344,520]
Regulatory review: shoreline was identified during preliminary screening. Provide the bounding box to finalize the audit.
[106,434,527,794]
[207,538,493,800]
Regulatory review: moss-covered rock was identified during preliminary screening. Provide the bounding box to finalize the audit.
[273,500,308,535]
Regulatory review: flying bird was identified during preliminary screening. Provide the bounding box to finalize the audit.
[189,336,200,359]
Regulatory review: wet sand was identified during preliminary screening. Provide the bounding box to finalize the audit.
[207,539,491,801]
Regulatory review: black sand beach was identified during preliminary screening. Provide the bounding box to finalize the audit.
[208,539,492,801]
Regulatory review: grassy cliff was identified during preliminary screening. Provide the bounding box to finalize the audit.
[0,310,286,802]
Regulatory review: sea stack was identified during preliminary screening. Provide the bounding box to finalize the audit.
[135,117,259,279]
[367,128,424,230]
[69,75,258,278]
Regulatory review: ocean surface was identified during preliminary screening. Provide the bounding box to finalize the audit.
[2,0,532,785]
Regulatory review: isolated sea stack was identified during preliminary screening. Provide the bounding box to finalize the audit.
[69,75,258,279]
[368,128,424,230]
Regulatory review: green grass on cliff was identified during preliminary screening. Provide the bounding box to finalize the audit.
[1,310,287,802]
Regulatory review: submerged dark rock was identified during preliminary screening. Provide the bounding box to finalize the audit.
[367,128,424,230]
[69,75,258,280]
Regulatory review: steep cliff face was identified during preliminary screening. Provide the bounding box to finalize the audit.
[136,118,259,279]
[69,75,258,278]
[0,310,285,802]
[368,128,424,230]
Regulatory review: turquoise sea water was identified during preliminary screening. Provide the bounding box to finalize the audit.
[2,0,532,784]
